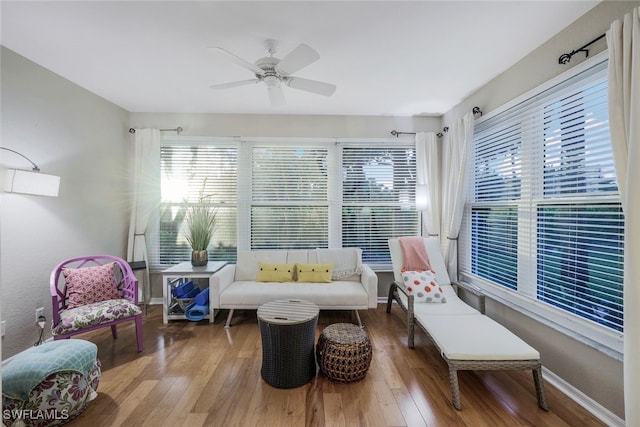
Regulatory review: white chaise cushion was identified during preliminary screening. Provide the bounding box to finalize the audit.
[396,286,479,315]
[417,314,539,361]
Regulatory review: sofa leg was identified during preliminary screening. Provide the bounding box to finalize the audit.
[354,310,363,328]
[224,309,234,329]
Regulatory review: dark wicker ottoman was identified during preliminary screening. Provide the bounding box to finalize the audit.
[257,299,319,389]
[316,323,372,383]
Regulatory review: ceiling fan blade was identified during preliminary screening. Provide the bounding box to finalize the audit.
[209,79,260,90]
[209,47,264,75]
[267,85,285,107]
[286,77,336,97]
[275,43,320,76]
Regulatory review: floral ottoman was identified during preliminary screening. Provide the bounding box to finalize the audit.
[2,339,101,427]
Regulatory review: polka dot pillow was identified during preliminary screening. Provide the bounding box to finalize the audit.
[401,270,447,303]
[63,262,119,308]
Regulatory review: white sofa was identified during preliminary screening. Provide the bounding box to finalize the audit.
[210,248,378,327]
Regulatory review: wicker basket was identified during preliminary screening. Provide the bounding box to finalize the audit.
[316,323,372,383]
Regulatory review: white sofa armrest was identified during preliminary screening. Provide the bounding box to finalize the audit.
[210,264,236,308]
[361,264,378,308]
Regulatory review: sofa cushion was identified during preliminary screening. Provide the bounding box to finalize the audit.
[316,248,362,280]
[257,262,295,282]
[236,251,288,281]
[219,280,369,309]
[296,263,333,283]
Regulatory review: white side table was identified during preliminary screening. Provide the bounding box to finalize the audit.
[162,261,227,324]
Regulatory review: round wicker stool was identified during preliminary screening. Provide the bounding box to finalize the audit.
[316,323,372,383]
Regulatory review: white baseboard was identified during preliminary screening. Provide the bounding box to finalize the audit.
[542,367,623,427]
[148,298,163,305]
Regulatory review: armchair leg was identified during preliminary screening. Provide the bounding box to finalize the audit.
[111,325,118,339]
[135,315,143,352]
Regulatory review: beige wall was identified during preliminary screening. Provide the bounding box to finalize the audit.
[0,47,131,359]
[442,1,640,420]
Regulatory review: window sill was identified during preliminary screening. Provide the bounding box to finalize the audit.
[459,272,623,361]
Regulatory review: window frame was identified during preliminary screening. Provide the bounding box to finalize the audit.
[459,51,624,358]
[152,136,419,272]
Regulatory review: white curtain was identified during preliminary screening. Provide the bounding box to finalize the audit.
[606,7,639,426]
[441,112,474,281]
[127,129,161,304]
[416,132,440,237]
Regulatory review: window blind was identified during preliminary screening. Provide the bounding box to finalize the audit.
[461,57,624,334]
[156,145,238,265]
[341,145,418,267]
[251,146,329,250]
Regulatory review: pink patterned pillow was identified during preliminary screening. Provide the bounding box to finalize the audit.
[63,262,119,308]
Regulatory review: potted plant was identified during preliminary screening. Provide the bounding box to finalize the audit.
[184,191,217,267]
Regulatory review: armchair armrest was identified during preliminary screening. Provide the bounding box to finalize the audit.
[360,264,379,308]
[209,264,236,308]
[452,280,486,314]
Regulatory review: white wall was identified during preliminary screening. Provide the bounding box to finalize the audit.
[0,46,131,359]
[441,1,640,420]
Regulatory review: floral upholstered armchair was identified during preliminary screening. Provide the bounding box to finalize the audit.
[49,255,143,352]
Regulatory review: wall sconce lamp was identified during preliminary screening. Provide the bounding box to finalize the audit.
[415,184,428,211]
[1,147,60,197]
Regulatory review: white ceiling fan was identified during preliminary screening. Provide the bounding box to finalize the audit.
[209,41,336,106]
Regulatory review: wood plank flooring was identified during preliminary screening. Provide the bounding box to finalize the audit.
[66,304,606,426]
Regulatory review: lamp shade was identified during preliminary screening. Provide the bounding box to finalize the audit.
[415,184,428,211]
[4,169,60,197]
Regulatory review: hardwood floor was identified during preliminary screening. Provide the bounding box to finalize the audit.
[67,304,606,426]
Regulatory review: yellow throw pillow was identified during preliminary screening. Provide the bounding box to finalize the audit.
[296,263,334,283]
[257,262,295,282]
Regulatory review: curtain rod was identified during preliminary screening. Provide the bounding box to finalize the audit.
[558,33,605,65]
[390,107,483,138]
[129,127,183,134]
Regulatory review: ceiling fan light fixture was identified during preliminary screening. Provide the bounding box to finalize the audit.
[210,41,335,106]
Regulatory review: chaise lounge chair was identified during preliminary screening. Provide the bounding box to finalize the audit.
[386,237,548,411]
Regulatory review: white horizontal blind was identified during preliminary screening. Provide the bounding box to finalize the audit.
[341,145,418,267]
[155,144,238,265]
[461,58,624,333]
[251,146,329,250]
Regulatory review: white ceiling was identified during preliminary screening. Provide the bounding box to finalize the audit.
[1,1,599,116]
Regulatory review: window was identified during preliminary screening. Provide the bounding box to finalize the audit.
[460,56,624,351]
[153,138,418,270]
[156,144,238,265]
[342,145,418,267]
[251,145,329,250]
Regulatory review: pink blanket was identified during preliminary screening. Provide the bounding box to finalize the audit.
[399,236,432,272]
